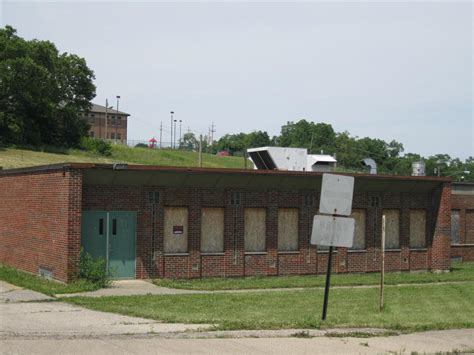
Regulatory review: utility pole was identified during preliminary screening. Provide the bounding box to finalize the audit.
[159,122,162,149]
[105,98,109,140]
[170,111,174,149]
[199,134,203,167]
[210,122,216,145]
[179,120,182,149]
[115,95,120,144]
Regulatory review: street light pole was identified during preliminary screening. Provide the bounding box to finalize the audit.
[115,95,120,143]
[179,120,182,149]
[170,111,174,149]
[173,119,177,149]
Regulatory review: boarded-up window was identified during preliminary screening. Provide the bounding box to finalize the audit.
[466,210,474,244]
[350,210,366,250]
[451,210,460,244]
[164,207,188,253]
[410,210,426,248]
[244,208,266,252]
[278,208,299,251]
[384,210,400,249]
[201,208,224,253]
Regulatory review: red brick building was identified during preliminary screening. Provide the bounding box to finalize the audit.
[0,163,452,282]
[451,182,474,262]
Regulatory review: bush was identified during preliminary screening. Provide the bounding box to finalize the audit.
[135,143,148,148]
[79,249,111,288]
[80,137,112,156]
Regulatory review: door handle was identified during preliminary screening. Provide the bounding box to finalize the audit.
[99,218,104,235]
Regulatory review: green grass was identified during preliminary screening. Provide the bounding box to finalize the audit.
[65,283,474,331]
[153,262,474,290]
[0,145,247,169]
[0,264,100,296]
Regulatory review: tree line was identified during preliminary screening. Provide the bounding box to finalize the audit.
[1,26,471,180]
[186,120,472,180]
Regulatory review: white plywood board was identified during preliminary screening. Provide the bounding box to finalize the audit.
[319,174,354,216]
[311,215,355,248]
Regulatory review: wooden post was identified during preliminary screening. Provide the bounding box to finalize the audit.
[380,214,386,311]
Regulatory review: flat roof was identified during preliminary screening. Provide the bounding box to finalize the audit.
[0,163,452,193]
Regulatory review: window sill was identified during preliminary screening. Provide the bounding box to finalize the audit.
[317,250,338,254]
[244,252,268,255]
[164,253,189,256]
[409,248,427,251]
[347,249,367,253]
[278,251,300,255]
[201,252,225,256]
[385,249,402,252]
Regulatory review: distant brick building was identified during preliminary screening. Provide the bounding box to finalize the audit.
[0,164,452,282]
[451,182,474,261]
[81,103,130,142]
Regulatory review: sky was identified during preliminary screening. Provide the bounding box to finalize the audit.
[2,1,473,159]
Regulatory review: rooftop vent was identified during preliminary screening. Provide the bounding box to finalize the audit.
[361,158,377,175]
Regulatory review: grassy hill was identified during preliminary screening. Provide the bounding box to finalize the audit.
[0,145,248,170]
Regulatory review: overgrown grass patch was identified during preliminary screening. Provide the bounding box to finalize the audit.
[0,264,100,296]
[65,283,474,331]
[153,262,474,290]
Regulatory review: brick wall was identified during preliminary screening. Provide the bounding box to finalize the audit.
[0,168,83,282]
[451,191,474,262]
[431,183,452,271]
[82,184,450,279]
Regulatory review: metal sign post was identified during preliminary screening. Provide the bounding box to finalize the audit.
[322,245,333,321]
[311,174,355,321]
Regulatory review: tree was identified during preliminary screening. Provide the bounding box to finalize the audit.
[244,130,271,149]
[182,132,198,150]
[277,119,336,154]
[215,133,247,154]
[334,131,360,170]
[0,26,96,147]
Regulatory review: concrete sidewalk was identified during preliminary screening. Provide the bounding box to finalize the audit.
[56,279,474,298]
[57,279,207,298]
[3,329,474,354]
[0,280,211,339]
[0,301,210,338]
[0,280,53,302]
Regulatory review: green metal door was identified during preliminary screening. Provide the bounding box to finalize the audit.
[81,211,107,260]
[81,211,136,279]
[108,212,136,279]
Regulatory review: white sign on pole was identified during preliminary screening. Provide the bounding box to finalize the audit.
[319,174,354,216]
[311,215,355,248]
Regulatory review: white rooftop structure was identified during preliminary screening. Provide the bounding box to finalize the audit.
[247,146,337,172]
[307,154,337,172]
